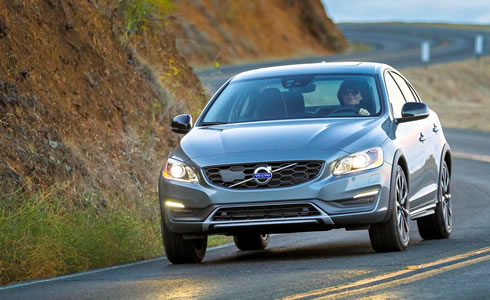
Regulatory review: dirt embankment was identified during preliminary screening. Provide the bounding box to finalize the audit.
[0,0,347,204]
[0,0,347,199]
[0,0,206,206]
[172,0,346,66]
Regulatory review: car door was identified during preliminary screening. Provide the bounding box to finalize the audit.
[384,71,434,210]
[406,78,443,199]
[391,72,439,208]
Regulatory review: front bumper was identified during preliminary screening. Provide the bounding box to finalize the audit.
[159,156,393,234]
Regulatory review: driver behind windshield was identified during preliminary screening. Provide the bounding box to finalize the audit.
[337,80,370,116]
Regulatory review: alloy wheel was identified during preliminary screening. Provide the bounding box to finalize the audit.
[395,170,410,244]
[441,163,452,231]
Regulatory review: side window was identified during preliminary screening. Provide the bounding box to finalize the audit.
[384,72,406,118]
[228,88,253,122]
[391,72,417,103]
[407,82,421,102]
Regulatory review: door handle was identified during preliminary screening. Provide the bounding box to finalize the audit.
[419,133,426,142]
[433,124,439,133]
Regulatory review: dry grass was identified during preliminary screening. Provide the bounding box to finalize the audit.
[208,236,233,248]
[402,57,490,132]
[0,186,162,284]
[344,41,372,54]
[343,22,490,32]
[411,23,490,32]
[0,185,234,284]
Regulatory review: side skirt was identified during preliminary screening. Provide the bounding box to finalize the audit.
[410,203,436,220]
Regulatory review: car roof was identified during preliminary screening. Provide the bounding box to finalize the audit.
[231,62,391,82]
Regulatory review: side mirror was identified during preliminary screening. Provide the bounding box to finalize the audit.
[396,102,429,123]
[171,114,192,134]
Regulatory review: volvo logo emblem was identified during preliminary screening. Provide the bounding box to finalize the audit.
[228,163,297,188]
[253,166,272,185]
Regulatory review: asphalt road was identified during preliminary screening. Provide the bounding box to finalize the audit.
[198,23,490,92]
[1,24,490,299]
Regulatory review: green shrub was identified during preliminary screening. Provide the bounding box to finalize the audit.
[123,0,175,36]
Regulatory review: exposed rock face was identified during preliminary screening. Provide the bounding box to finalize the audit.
[0,15,7,39]
[296,0,346,51]
[171,0,346,66]
[0,1,205,202]
[0,0,345,202]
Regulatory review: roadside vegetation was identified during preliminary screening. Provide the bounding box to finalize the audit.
[413,22,490,31]
[343,41,372,54]
[122,0,175,39]
[341,22,490,32]
[0,186,161,283]
[403,56,490,131]
[0,185,231,284]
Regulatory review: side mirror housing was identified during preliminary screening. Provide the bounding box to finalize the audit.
[396,102,429,123]
[171,114,193,134]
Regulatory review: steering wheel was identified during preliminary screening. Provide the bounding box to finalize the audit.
[328,106,359,116]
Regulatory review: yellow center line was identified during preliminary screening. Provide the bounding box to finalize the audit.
[452,152,490,163]
[317,254,490,299]
[282,247,490,300]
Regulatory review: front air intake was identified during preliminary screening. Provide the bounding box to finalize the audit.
[211,203,322,221]
[204,161,323,189]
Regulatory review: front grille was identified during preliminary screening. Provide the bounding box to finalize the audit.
[211,204,321,221]
[204,161,323,189]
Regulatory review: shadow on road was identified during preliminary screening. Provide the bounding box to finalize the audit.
[203,240,376,265]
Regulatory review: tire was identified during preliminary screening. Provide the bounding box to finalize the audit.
[161,219,207,264]
[233,233,270,251]
[369,165,410,252]
[417,160,452,239]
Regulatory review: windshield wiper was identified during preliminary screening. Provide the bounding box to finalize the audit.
[200,122,229,126]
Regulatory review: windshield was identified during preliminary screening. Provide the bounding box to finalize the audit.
[201,75,381,124]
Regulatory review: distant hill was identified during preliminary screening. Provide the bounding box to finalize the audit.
[172,0,346,66]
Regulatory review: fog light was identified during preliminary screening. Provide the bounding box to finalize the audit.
[165,201,185,208]
[353,190,379,199]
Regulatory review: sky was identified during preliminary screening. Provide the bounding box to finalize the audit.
[322,0,490,24]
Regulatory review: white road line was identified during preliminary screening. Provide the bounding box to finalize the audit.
[452,151,490,163]
[0,242,234,291]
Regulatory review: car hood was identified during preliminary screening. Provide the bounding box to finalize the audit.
[178,118,390,161]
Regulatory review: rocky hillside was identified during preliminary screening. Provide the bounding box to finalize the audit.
[0,0,346,203]
[172,0,346,66]
[0,0,206,207]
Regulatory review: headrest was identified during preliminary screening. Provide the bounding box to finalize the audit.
[255,88,286,120]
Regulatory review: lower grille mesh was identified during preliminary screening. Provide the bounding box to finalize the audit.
[211,204,321,221]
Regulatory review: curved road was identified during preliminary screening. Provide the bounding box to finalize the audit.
[1,24,490,299]
[199,23,490,92]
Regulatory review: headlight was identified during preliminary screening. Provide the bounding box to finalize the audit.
[333,147,383,176]
[162,158,199,183]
